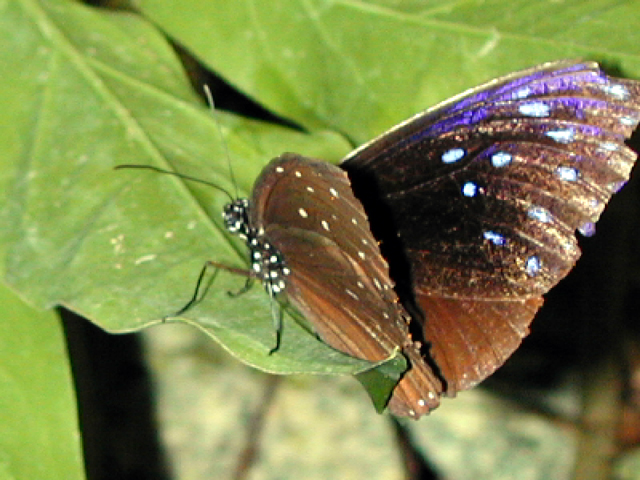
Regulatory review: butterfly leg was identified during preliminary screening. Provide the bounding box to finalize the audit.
[167,261,253,319]
[267,290,283,355]
[227,276,254,297]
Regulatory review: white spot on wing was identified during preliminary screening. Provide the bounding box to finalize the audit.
[602,83,629,100]
[345,289,359,300]
[599,142,619,152]
[546,129,574,143]
[299,208,309,218]
[525,256,541,277]
[528,206,552,223]
[321,220,330,231]
[513,86,531,99]
[518,101,550,117]
[556,166,579,182]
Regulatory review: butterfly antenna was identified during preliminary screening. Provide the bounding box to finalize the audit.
[203,85,240,200]
[204,84,282,353]
[114,164,235,203]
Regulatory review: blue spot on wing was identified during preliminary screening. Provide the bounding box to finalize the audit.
[462,182,478,197]
[442,148,466,164]
[491,152,512,168]
[525,256,542,277]
[483,231,507,246]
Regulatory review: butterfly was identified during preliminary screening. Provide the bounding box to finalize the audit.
[234,154,443,417]
[133,60,640,418]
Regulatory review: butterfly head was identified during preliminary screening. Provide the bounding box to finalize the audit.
[223,198,251,239]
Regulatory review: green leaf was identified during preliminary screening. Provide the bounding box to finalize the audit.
[0,284,85,480]
[138,0,640,144]
[0,0,396,384]
[355,349,408,413]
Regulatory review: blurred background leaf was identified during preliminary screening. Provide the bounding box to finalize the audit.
[0,284,85,480]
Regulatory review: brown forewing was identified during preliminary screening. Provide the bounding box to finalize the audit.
[251,153,443,417]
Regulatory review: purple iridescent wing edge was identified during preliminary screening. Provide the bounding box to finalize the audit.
[341,60,640,394]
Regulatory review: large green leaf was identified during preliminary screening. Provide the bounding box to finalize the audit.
[138,0,640,144]
[0,0,392,379]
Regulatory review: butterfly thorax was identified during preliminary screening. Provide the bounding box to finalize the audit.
[223,198,290,296]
